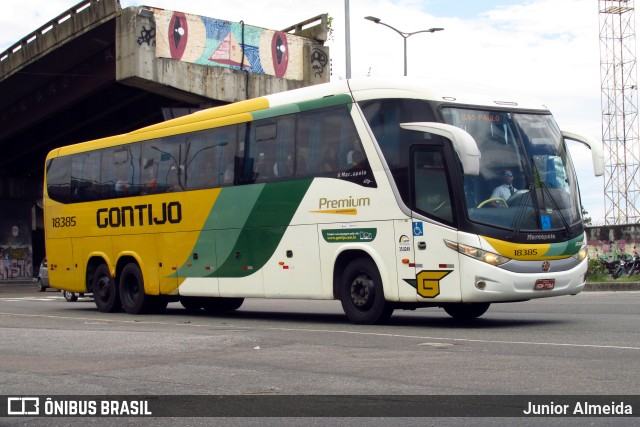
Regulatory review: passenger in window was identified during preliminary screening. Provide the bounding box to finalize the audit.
[322,146,338,172]
[296,154,308,176]
[349,150,364,169]
[274,153,294,177]
[255,153,274,181]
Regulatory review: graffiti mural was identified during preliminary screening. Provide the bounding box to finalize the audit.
[586,224,640,259]
[155,10,305,81]
[0,202,33,280]
[310,48,328,78]
[137,26,156,46]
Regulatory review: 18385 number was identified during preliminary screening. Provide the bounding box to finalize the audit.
[514,248,537,256]
[52,216,77,228]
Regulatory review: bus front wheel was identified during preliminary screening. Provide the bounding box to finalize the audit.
[119,263,149,314]
[93,264,121,313]
[442,302,490,320]
[340,257,394,324]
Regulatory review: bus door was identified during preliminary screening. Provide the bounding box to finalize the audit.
[410,145,462,302]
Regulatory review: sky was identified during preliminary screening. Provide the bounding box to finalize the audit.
[0,0,609,223]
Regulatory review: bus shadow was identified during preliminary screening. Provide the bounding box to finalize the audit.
[64,303,570,329]
[157,306,569,329]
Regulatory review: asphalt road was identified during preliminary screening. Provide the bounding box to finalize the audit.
[1,283,639,426]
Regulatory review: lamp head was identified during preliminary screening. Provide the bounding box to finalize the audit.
[365,16,381,23]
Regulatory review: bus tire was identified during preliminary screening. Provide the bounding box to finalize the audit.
[340,257,394,324]
[93,263,121,313]
[180,296,204,311]
[202,297,244,312]
[442,302,490,320]
[119,263,148,314]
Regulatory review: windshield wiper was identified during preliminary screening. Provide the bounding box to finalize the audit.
[537,179,572,237]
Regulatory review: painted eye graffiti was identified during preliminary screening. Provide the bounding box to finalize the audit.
[169,12,188,60]
[271,32,289,77]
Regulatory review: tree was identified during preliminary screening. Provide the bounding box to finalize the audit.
[581,206,592,226]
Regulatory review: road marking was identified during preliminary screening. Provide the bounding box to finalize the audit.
[265,327,640,351]
[0,296,63,302]
[0,311,639,351]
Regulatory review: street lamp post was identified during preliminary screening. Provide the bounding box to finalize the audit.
[365,16,443,76]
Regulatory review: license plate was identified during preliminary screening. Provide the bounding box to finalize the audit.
[534,278,555,290]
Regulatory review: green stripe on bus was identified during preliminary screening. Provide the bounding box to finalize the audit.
[543,233,584,257]
[177,179,313,278]
[250,94,352,121]
[215,178,312,277]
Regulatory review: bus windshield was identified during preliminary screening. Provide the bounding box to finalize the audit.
[441,108,581,232]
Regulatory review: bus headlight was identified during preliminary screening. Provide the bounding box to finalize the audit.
[571,247,588,261]
[444,240,511,266]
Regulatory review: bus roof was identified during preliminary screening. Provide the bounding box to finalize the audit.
[265,77,550,112]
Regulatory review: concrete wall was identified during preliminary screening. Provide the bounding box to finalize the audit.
[586,224,640,259]
[0,201,33,280]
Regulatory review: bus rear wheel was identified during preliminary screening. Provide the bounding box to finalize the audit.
[119,263,149,314]
[202,297,244,312]
[442,302,490,320]
[93,263,121,313]
[340,257,393,324]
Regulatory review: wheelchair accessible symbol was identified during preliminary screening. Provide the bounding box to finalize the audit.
[413,222,424,236]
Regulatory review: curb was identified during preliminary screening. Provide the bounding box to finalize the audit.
[584,282,640,291]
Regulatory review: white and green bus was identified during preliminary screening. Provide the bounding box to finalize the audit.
[44,78,603,323]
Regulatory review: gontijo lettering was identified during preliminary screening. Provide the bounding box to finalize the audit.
[97,201,182,228]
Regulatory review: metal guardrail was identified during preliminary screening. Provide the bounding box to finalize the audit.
[0,0,113,63]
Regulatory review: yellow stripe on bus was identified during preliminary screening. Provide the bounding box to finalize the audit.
[482,236,566,261]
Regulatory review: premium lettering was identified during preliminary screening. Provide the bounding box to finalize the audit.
[319,196,370,210]
[97,202,182,228]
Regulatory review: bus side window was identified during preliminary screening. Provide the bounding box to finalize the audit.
[413,150,453,223]
[71,151,101,202]
[46,156,72,204]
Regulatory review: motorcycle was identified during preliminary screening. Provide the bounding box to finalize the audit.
[627,252,640,276]
[599,257,620,277]
[612,255,634,279]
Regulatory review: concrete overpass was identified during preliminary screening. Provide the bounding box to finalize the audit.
[0,0,330,280]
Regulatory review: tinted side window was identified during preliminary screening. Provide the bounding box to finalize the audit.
[100,145,142,199]
[184,126,238,190]
[46,156,72,203]
[413,148,454,224]
[297,105,375,187]
[360,99,438,202]
[250,115,296,183]
[71,151,101,202]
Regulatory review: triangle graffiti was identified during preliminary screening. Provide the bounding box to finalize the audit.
[210,32,252,67]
